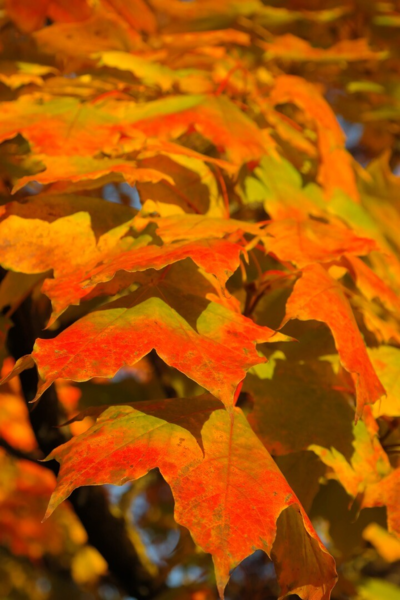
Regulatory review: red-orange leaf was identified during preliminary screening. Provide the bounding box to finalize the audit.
[263,35,385,63]
[12,155,174,193]
[342,254,400,315]
[44,400,337,598]
[264,219,377,267]
[0,212,132,279]
[0,94,203,157]
[139,214,265,243]
[43,236,243,321]
[269,76,359,201]
[131,95,274,165]
[5,0,49,32]
[310,407,399,537]
[282,264,385,418]
[6,262,284,407]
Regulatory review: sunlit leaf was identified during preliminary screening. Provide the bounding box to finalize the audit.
[45,402,337,598]
[270,76,359,201]
[310,408,400,537]
[368,346,400,417]
[282,264,385,418]
[5,262,284,407]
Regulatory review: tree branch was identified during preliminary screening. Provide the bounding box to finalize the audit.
[6,294,167,600]
[0,436,44,463]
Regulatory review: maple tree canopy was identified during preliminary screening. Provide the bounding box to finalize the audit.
[1,1,400,599]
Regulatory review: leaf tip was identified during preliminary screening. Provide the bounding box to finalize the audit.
[0,354,35,386]
[42,505,53,523]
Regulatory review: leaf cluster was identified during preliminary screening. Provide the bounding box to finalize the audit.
[1,1,400,599]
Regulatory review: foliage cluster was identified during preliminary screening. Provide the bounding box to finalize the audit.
[1,1,400,599]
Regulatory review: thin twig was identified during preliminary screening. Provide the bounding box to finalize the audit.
[0,437,44,464]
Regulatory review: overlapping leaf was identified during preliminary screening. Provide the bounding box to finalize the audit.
[242,156,326,220]
[43,235,244,321]
[263,219,377,267]
[6,0,93,32]
[0,201,251,321]
[44,398,337,598]
[282,264,385,418]
[0,211,133,279]
[368,346,400,417]
[12,155,174,193]
[0,361,87,561]
[94,51,212,94]
[310,408,400,537]
[0,61,58,89]
[263,36,386,64]
[140,214,265,243]
[5,262,284,407]
[269,76,359,201]
[0,92,268,170]
[136,154,227,216]
[245,357,355,458]
[0,94,203,157]
[129,94,273,165]
[1,194,136,236]
[342,255,400,315]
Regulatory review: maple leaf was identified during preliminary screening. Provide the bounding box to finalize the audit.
[147,0,261,27]
[3,262,285,407]
[100,0,157,34]
[367,346,400,417]
[0,94,203,157]
[5,0,49,32]
[310,407,400,538]
[338,254,400,345]
[136,154,227,216]
[282,264,385,419]
[140,214,265,243]
[43,398,337,598]
[43,236,243,322]
[0,201,249,321]
[6,0,94,32]
[245,356,355,457]
[263,218,377,267]
[327,193,400,302]
[130,94,274,165]
[263,35,386,63]
[342,254,400,315]
[242,156,329,222]
[158,28,251,49]
[12,155,174,193]
[274,451,326,514]
[94,51,212,93]
[32,7,141,55]
[1,193,136,235]
[269,76,359,201]
[256,4,351,27]
[0,211,133,279]
[0,362,37,452]
[0,61,58,90]
[363,523,400,563]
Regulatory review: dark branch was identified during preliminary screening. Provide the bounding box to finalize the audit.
[6,294,167,600]
[0,436,44,463]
